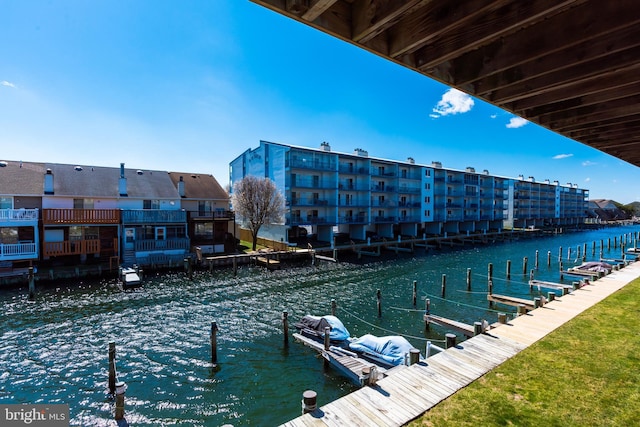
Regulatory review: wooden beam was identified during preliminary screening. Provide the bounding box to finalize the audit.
[302,0,338,22]
[413,0,580,71]
[351,0,425,44]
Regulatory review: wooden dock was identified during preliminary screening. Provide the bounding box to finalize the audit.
[281,261,640,426]
[487,293,535,310]
[424,313,476,337]
[528,279,574,292]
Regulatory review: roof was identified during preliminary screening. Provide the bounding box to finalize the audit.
[250,0,640,168]
[0,160,47,195]
[45,163,179,199]
[167,172,229,200]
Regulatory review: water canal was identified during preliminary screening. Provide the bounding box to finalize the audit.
[1,225,638,426]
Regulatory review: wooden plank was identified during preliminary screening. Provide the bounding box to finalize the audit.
[425,314,475,336]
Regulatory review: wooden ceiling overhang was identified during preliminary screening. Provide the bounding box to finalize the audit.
[250,0,640,167]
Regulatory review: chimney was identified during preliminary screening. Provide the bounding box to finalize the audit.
[431,161,442,168]
[320,141,331,152]
[407,157,415,164]
[465,167,475,173]
[119,163,128,197]
[178,176,185,197]
[44,169,54,195]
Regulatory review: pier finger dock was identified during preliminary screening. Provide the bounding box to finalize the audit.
[281,261,640,426]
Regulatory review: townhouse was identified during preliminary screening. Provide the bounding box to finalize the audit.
[229,141,589,245]
[0,160,232,276]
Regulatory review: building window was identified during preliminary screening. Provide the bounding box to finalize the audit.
[0,197,12,209]
[73,198,94,209]
[198,200,212,215]
[143,199,160,209]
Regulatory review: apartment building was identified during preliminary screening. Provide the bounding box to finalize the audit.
[229,141,588,245]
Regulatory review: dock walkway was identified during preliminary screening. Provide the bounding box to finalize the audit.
[281,262,640,426]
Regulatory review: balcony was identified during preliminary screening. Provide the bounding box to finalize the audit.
[374,216,396,223]
[0,208,39,225]
[43,239,100,257]
[290,158,335,171]
[338,165,368,174]
[134,238,190,252]
[288,198,332,207]
[398,186,421,194]
[398,216,420,223]
[286,216,336,226]
[338,215,367,224]
[188,210,234,220]
[0,242,38,261]
[43,209,120,225]
[122,210,186,224]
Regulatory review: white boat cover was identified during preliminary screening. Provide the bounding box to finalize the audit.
[348,334,415,366]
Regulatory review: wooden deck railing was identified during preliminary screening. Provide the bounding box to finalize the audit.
[0,242,38,260]
[43,209,120,224]
[43,240,101,257]
[0,208,39,223]
[134,238,190,252]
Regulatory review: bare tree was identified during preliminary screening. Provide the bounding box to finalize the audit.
[231,176,285,251]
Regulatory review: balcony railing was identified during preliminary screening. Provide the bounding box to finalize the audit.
[338,216,367,224]
[290,158,335,171]
[187,210,234,220]
[43,209,120,224]
[134,238,190,252]
[122,210,186,224]
[43,239,100,257]
[0,242,38,261]
[0,208,39,223]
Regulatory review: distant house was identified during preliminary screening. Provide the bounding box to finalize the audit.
[168,172,234,256]
[0,160,43,270]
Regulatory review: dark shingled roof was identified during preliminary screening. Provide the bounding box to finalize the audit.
[167,172,228,201]
[45,163,179,199]
[0,160,47,195]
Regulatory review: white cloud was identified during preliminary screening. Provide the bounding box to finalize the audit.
[490,114,497,119]
[506,117,528,128]
[582,160,596,166]
[553,153,574,160]
[431,88,474,118]
[1,80,16,88]
[585,177,591,182]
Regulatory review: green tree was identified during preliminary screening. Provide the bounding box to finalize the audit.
[231,176,285,251]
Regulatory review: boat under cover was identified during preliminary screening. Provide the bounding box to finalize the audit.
[573,261,612,273]
[348,334,417,367]
[294,315,350,341]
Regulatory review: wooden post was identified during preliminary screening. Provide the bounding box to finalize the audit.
[567,247,572,261]
[498,313,507,324]
[607,238,611,250]
[210,321,218,366]
[412,280,417,306]
[424,298,431,331]
[535,250,539,269]
[559,260,564,280]
[534,297,541,308]
[529,269,534,289]
[517,304,527,316]
[548,292,556,302]
[488,280,493,295]
[559,247,562,263]
[324,326,330,351]
[473,321,483,336]
[108,342,116,395]
[302,390,317,414]
[592,241,596,255]
[331,299,336,316]
[522,257,528,276]
[28,266,35,301]
[441,274,446,298]
[376,289,382,317]
[362,366,378,386]
[114,381,126,421]
[547,251,551,267]
[233,256,237,276]
[487,262,493,283]
[282,311,289,347]
[466,268,472,291]
[445,333,456,349]
[409,348,421,365]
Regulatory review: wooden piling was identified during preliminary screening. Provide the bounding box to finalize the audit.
[522,257,528,276]
[377,289,382,317]
[108,342,116,395]
[445,333,456,349]
[473,321,483,336]
[282,311,289,347]
[548,292,556,302]
[506,260,511,280]
[517,304,527,316]
[498,313,507,324]
[424,298,431,331]
[302,390,317,414]
[331,299,336,316]
[534,297,541,308]
[441,274,446,298]
[547,251,551,267]
[408,348,420,366]
[559,247,562,263]
[28,266,35,301]
[233,256,237,276]
[535,250,539,269]
[487,263,493,283]
[412,280,417,306]
[324,326,330,351]
[466,268,472,291]
[529,269,535,289]
[114,381,126,421]
[210,321,218,366]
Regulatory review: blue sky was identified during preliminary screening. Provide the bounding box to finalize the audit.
[1,1,638,204]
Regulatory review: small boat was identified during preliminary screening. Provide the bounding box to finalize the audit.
[120,266,142,288]
[571,261,612,273]
[348,334,422,368]
[294,314,350,343]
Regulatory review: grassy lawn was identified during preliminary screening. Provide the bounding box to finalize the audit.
[409,277,640,427]
[237,240,268,253]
